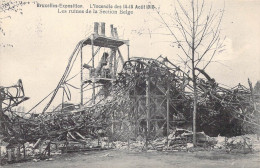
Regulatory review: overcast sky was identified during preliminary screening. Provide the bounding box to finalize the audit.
[0,0,259,112]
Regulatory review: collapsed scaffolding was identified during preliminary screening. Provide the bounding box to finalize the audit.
[1,22,260,163]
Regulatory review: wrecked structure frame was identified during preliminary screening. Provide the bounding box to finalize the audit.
[1,22,260,164]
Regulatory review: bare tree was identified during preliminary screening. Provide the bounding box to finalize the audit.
[254,81,260,95]
[155,0,225,146]
[0,0,31,47]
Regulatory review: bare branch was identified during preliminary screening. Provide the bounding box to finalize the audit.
[155,8,192,61]
[176,0,193,28]
[175,8,192,38]
[177,54,192,70]
[195,8,224,66]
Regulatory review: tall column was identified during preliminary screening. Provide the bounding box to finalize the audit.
[166,79,170,144]
[113,48,117,79]
[127,43,130,61]
[0,88,4,132]
[134,82,138,138]
[146,75,150,148]
[80,45,83,106]
[91,34,95,105]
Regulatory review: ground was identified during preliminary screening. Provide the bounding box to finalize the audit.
[2,150,260,168]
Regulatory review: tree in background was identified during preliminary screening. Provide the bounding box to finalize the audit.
[155,0,225,146]
[254,81,260,95]
[253,80,260,116]
[0,0,31,47]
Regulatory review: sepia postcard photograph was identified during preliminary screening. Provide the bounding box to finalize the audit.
[0,0,260,167]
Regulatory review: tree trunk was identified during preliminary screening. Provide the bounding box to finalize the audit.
[192,75,197,147]
[191,0,197,147]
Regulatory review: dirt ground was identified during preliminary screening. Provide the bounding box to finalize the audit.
[2,149,260,168]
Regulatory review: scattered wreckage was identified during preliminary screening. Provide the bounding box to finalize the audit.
[0,23,260,164]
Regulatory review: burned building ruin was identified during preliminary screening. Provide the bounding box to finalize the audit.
[0,22,259,163]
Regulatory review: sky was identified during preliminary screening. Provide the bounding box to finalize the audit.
[0,0,260,112]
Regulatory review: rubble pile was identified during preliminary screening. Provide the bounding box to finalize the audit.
[1,57,260,165]
[111,129,260,154]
